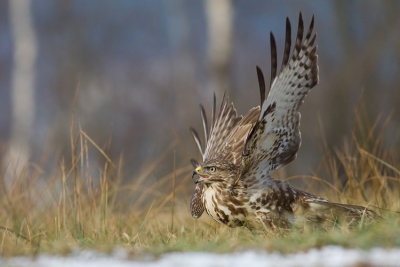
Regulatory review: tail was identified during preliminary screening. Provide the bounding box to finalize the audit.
[297,196,379,225]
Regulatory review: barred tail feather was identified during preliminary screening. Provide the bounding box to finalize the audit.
[305,199,378,223]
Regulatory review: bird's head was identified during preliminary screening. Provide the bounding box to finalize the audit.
[192,159,238,185]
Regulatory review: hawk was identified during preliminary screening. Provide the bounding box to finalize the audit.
[189,13,376,229]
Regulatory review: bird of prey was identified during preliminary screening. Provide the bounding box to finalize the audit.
[189,13,375,229]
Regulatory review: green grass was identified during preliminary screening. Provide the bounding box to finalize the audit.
[0,107,399,257]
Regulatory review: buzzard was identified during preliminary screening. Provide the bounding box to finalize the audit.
[189,13,376,229]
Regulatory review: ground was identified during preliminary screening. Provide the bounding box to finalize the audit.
[0,112,399,266]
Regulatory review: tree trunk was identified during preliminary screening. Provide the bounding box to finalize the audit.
[8,0,37,172]
[205,0,233,98]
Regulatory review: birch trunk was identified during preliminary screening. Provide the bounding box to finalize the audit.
[205,0,233,97]
[8,0,37,171]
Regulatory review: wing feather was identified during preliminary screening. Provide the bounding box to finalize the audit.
[256,66,266,105]
[190,183,205,218]
[281,17,291,71]
[190,127,203,156]
[200,104,209,144]
[269,32,277,87]
[203,95,259,164]
[192,94,260,165]
[211,93,216,131]
[242,13,318,179]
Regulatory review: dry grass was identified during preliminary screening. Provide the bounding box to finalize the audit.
[0,105,399,257]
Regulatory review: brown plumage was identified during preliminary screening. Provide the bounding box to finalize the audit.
[189,13,377,229]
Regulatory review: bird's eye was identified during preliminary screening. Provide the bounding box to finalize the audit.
[209,167,216,172]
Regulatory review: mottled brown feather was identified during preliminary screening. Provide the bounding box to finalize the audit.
[189,14,377,229]
[190,183,204,218]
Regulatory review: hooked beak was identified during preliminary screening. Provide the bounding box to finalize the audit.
[192,166,209,184]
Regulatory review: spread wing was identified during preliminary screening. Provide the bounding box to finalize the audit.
[189,95,259,218]
[190,94,260,166]
[241,13,319,178]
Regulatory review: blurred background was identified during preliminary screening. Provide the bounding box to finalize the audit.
[0,0,399,187]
